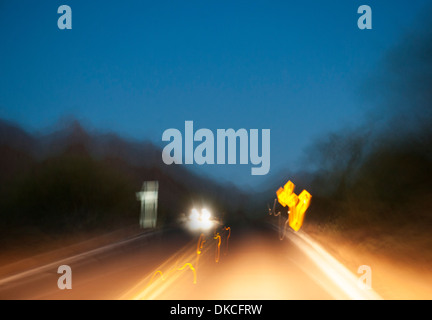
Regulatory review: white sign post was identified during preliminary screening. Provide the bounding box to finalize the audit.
[136,181,159,228]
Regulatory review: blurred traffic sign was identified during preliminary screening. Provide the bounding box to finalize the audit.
[276,181,312,231]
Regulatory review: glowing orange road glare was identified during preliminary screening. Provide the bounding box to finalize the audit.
[222,226,231,256]
[214,233,221,263]
[276,180,312,232]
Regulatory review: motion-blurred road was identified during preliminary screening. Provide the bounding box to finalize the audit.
[0,225,381,300]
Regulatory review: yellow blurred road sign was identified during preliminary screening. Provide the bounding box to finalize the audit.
[276,181,312,231]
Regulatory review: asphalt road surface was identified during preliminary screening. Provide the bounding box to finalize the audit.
[0,225,382,300]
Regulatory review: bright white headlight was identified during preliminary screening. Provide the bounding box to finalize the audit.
[190,208,200,221]
[201,208,211,221]
[187,208,214,232]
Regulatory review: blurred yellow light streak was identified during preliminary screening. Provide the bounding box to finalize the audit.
[122,226,231,300]
[177,263,197,284]
[223,227,231,256]
[148,270,166,284]
[197,233,206,255]
[214,233,221,263]
[196,233,206,267]
[147,262,198,287]
[120,240,197,300]
[146,261,197,288]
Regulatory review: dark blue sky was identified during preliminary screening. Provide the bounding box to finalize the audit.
[0,1,429,188]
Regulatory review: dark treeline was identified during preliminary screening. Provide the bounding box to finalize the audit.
[2,10,432,252]
[0,119,247,243]
[253,13,432,239]
[301,16,432,232]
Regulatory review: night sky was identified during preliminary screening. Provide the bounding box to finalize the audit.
[0,1,429,188]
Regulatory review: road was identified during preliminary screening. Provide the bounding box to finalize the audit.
[0,225,382,300]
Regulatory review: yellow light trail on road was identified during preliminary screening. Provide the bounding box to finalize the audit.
[147,262,198,287]
[214,233,221,263]
[197,233,206,255]
[196,233,206,268]
[177,263,197,284]
[148,270,166,285]
[223,227,231,256]
[120,240,199,300]
[124,227,232,300]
